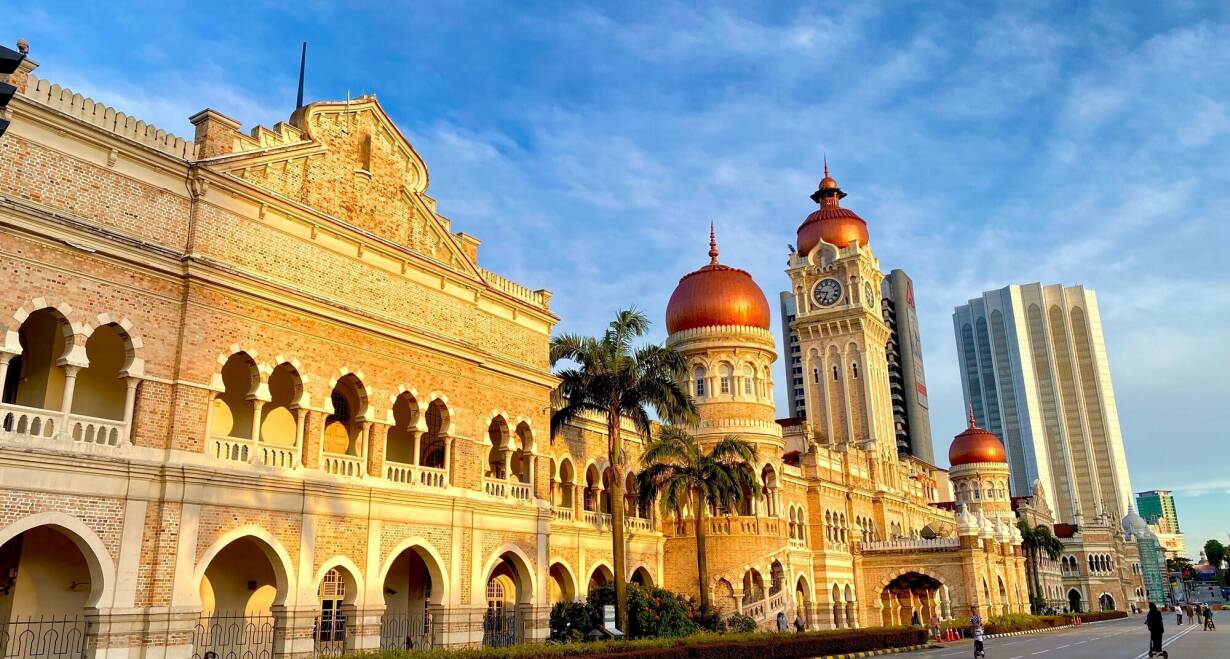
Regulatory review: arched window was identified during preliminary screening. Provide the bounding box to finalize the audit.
[851,362,859,379]
[694,367,707,398]
[719,364,733,395]
[832,365,840,381]
[742,365,755,396]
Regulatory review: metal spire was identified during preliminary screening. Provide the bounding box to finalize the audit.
[708,222,719,264]
[295,42,307,110]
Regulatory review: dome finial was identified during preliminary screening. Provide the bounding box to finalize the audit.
[823,154,829,179]
[968,404,977,428]
[708,222,719,264]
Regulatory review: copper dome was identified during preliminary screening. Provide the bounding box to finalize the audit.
[796,163,870,255]
[665,226,771,334]
[949,410,1008,466]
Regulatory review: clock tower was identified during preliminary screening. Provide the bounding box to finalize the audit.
[786,164,897,468]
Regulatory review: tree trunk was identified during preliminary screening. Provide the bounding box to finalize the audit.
[607,407,628,634]
[1031,549,1045,610]
[694,491,710,612]
[1023,547,1038,611]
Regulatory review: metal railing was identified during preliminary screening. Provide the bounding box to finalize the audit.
[0,616,88,659]
[482,611,521,648]
[379,613,434,651]
[191,613,277,659]
[312,614,346,658]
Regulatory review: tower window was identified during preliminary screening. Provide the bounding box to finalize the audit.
[832,366,840,381]
[720,376,730,394]
[694,367,706,398]
[851,362,860,379]
[813,369,820,383]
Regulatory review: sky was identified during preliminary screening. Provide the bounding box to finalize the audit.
[11,1,1230,557]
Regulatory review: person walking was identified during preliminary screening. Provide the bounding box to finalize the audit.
[929,612,941,640]
[793,612,805,632]
[970,613,985,658]
[911,610,921,627]
[1146,603,1168,658]
[1187,603,1196,625]
[776,611,788,633]
[1176,606,1183,625]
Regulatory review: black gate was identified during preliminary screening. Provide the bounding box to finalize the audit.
[311,613,346,658]
[482,611,520,648]
[0,616,89,659]
[379,613,433,651]
[191,614,276,659]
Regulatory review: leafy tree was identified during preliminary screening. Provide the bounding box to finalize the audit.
[1017,519,1065,612]
[1204,539,1226,569]
[636,425,759,612]
[550,308,696,633]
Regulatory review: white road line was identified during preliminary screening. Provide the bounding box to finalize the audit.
[1056,644,1070,649]
[1031,651,1049,655]
[1131,624,1198,659]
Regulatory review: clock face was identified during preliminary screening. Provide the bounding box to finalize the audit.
[812,278,843,307]
[865,281,875,308]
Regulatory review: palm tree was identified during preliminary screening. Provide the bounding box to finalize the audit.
[550,308,696,633]
[1018,519,1064,612]
[635,425,759,613]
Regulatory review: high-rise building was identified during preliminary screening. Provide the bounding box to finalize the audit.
[952,284,1133,526]
[1136,490,1180,532]
[1136,490,1186,559]
[880,269,934,463]
[779,291,806,418]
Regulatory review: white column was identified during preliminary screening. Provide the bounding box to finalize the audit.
[0,353,14,398]
[59,365,80,415]
[250,398,264,443]
[121,377,139,445]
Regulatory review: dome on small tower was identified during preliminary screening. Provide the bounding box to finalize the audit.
[665,225,771,334]
[949,408,1008,466]
[795,160,870,256]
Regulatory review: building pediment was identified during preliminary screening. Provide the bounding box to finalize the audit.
[193,98,480,276]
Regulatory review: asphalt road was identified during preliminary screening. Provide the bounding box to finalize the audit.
[903,615,1228,658]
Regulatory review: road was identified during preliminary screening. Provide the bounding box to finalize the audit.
[903,615,1228,658]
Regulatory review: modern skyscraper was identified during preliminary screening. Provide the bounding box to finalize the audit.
[881,269,934,463]
[1135,490,1180,532]
[779,291,806,418]
[1136,490,1186,559]
[952,284,1133,526]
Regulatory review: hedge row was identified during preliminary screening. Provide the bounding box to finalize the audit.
[941,610,1128,636]
[347,625,927,659]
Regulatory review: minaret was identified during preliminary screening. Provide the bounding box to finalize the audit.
[785,165,895,470]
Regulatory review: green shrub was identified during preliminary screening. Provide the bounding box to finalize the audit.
[344,625,926,659]
[556,583,699,640]
[724,614,757,633]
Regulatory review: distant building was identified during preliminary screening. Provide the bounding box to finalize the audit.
[1137,490,1186,559]
[880,269,934,463]
[779,291,806,418]
[953,284,1134,525]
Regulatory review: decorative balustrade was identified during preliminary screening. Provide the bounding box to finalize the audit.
[484,477,532,502]
[625,516,653,533]
[860,537,959,553]
[0,402,134,450]
[665,515,788,539]
[551,507,574,522]
[322,453,365,477]
[386,462,449,489]
[744,599,767,621]
[258,444,297,469]
[582,511,612,529]
[484,478,507,498]
[212,436,254,464]
[789,537,808,550]
[768,591,787,613]
[509,481,531,501]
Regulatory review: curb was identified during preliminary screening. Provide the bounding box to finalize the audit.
[956,616,1128,640]
[818,644,927,659]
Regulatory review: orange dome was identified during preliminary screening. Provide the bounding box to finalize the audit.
[665,226,771,334]
[796,163,870,255]
[949,411,1007,466]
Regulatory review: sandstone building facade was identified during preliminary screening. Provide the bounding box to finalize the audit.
[0,46,1125,659]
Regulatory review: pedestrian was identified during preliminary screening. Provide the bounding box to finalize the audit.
[776,611,788,633]
[930,612,941,640]
[1187,603,1195,625]
[793,612,805,632]
[911,610,921,627]
[1176,606,1183,625]
[1204,605,1215,630]
[970,613,985,658]
[1146,602,1168,658]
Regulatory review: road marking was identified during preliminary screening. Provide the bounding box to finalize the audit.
[1132,624,1198,659]
[1031,651,1049,655]
[1056,644,1070,649]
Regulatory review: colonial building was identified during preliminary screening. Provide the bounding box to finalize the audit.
[0,44,1066,659]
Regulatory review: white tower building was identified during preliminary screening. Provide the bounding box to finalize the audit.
[952,284,1133,526]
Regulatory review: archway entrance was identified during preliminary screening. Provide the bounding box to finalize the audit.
[381,546,442,650]
[314,566,358,657]
[794,577,811,630]
[588,564,613,593]
[195,536,284,659]
[548,563,575,604]
[483,552,531,648]
[630,567,654,588]
[1098,593,1115,611]
[879,572,942,627]
[1068,589,1083,613]
[0,525,95,659]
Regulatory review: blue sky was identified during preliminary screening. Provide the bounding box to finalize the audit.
[12,1,1230,557]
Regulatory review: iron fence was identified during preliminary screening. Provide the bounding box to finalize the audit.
[191,614,277,659]
[0,616,88,659]
[481,611,520,648]
[378,612,434,651]
[311,613,346,658]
